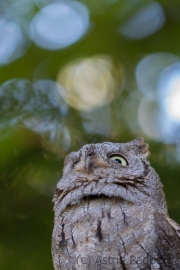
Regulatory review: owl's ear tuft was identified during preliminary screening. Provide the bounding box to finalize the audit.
[132,137,145,145]
[131,137,150,158]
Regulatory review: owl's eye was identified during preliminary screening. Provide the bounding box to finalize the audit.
[109,155,128,166]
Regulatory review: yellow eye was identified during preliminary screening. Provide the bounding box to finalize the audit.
[110,155,128,166]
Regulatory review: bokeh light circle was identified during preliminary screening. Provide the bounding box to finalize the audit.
[136,52,180,101]
[120,1,165,40]
[30,0,89,50]
[158,63,180,123]
[0,17,29,65]
[135,52,180,144]
[57,55,125,111]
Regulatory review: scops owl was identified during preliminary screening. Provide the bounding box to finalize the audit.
[52,138,180,270]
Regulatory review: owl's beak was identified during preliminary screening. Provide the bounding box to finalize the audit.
[73,154,108,173]
[85,156,94,172]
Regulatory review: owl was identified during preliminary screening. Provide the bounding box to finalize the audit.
[52,138,180,270]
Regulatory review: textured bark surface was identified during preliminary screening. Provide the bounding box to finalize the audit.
[52,138,180,269]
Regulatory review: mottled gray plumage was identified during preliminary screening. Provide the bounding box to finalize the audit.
[52,138,180,270]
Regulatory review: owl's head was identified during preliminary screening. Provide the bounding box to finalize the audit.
[54,138,167,216]
[63,137,149,178]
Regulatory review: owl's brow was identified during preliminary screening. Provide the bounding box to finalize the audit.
[101,143,129,156]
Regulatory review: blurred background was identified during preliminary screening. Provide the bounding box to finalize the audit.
[0,0,180,269]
